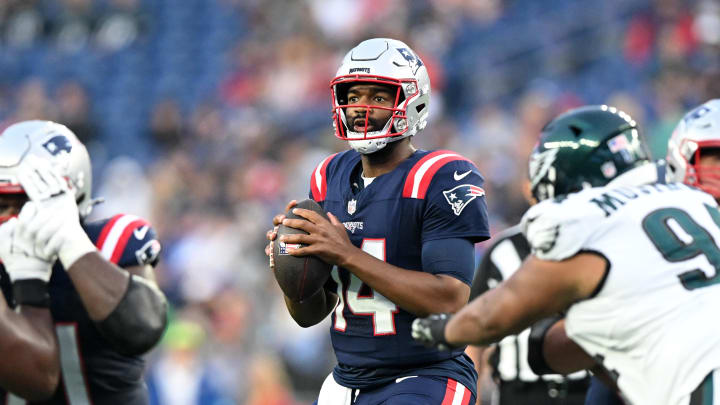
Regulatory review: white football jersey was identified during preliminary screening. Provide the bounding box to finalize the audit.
[523,181,720,405]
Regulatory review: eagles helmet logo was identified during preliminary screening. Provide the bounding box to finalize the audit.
[529,148,559,200]
[443,184,485,216]
[529,148,559,189]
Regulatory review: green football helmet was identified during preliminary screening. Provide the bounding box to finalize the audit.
[529,105,651,201]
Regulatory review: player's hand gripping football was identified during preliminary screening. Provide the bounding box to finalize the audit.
[278,205,355,266]
[14,156,96,269]
[0,215,53,283]
[265,200,298,269]
[411,313,457,351]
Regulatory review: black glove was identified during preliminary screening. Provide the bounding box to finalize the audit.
[411,313,456,351]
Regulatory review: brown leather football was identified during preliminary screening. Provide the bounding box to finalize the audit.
[272,199,332,302]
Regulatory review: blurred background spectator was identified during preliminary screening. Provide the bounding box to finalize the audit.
[0,0,717,403]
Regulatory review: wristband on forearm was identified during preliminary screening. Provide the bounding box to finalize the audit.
[528,314,563,375]
[13,279,50,308]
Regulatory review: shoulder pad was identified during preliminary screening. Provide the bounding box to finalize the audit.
[403,150,477,199]
[424,159,486,217]
[91,214,162,267]
[521,193,605,261]
[417,153,490,242]
[309,153,339,202]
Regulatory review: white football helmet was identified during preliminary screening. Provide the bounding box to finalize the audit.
[331,38,431,154]
[0,120,98,219]
[667,99,720,198]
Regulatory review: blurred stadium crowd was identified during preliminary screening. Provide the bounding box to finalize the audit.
[1,0,719,403]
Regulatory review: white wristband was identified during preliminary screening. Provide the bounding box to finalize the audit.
[58,235,97,270]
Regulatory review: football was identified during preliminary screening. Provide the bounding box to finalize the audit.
[272,199,333,302]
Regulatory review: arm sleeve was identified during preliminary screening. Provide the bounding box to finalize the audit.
[421,238,476,285]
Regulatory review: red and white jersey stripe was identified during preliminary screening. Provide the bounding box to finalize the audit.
[441,379,473,405]
[95,214,150,264]
[402,150,472,199]
[310,153,338,202]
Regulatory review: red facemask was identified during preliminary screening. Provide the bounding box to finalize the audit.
[684,141,720,199]
[0,184,26,224]
[330,74,416,141]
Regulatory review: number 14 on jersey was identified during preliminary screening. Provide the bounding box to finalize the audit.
[331,239,399,335]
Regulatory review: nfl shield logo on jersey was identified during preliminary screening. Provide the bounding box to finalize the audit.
[347,199,357,215]
[443,184,485,216]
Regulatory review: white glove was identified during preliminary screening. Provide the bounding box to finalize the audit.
[16,156,96,269]
[0,217,53,283]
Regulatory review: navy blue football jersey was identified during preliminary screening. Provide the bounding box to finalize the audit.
[308,149,490,394]
[0,214,161,405]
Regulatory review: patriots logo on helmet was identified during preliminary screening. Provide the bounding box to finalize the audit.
[684,104,712,124]
[42,135,72,156]
[396,47,424,74]
[443,184,485,216]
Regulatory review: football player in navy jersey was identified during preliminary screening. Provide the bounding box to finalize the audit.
[0,121,167,404]
[266,38,490,404]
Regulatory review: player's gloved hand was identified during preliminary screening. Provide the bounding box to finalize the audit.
[16,156,96,269]
[411,313,456,351]
[0,217,53,283]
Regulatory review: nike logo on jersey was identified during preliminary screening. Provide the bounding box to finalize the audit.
[395,376,418,383]
[133,225,149,240]
[454,170,471,181]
